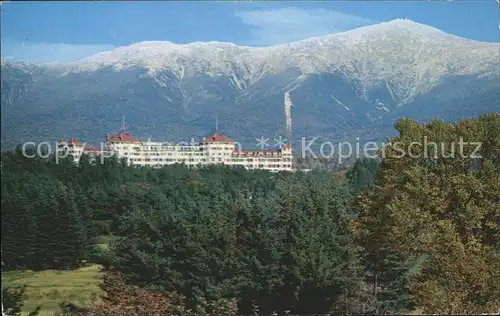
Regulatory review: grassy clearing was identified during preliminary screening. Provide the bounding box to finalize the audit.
[2,264,104,316]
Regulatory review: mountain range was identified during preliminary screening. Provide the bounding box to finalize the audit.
[1,19,499,151]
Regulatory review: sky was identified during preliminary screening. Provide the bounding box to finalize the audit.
[1,1,499,63]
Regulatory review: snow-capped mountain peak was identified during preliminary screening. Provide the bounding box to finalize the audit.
[2,20,499,152]
[51,19,498,106]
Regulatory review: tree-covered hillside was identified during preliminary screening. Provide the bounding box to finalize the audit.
[1,113,499,315]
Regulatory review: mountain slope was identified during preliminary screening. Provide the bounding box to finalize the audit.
[1,19,499,151]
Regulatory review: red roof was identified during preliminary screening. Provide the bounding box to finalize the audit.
[58,138,83,146]
[233,149,282,157]
[201,132,233,143]
[107,131,140,143]
[70,138,82,145]
[84,145,100,153]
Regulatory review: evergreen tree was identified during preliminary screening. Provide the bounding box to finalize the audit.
[347,157,380,195]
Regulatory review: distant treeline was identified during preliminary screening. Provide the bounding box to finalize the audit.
[1,114,499,315]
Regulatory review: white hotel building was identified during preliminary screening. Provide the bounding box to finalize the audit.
[58,130,293,172]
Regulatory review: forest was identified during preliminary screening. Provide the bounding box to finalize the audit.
[1,114,499,315]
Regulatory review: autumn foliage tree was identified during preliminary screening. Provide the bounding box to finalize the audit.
[353,113,500,314]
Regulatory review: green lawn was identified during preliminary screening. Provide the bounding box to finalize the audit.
[2,264,104,316]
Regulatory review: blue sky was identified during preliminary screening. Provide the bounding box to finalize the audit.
[1,1,499,63]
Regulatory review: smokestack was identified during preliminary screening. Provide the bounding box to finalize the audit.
[105,133,109,142]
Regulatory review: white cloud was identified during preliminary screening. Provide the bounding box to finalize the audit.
[234,7,374,46]
[1,41,115,63]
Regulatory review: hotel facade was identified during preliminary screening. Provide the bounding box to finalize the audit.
[58,130,293,172]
